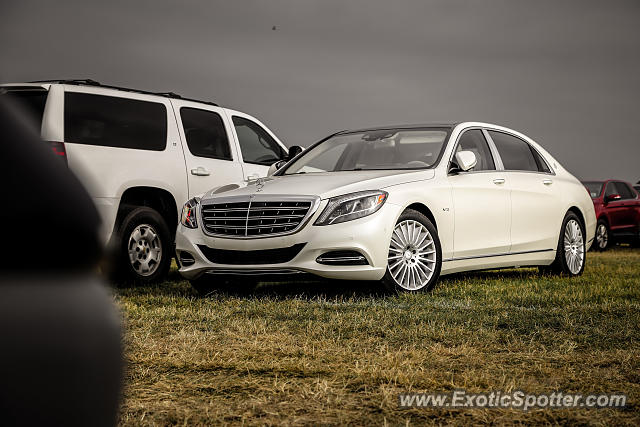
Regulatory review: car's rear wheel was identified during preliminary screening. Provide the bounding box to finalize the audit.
[381,209,442,293]
[545,211,586,276]
[115,207,172,284]
[593,219,611,251]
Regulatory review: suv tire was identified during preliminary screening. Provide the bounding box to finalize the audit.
[115,207,172,284]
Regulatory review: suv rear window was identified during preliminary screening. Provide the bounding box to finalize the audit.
[1,87,48,130]
[64,92,167,151]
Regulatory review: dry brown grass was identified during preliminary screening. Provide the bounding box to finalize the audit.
[115,248,640,425]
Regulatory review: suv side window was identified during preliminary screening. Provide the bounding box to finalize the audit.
[605,182,617,198]
[180,108,232,160]
[232,116,285,165]
[615,182,635,200]
[488,130,539,172]
[454,129,495,171]
[65,92,167,150]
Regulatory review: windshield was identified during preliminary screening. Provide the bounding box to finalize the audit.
[583,181,604,198]
[282,127,450,175]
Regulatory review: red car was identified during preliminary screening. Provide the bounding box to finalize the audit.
[582,180,640,250]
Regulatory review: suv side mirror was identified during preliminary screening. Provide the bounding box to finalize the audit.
[604,193,622,204]
[287,145,303,161]
[453,150,477,172]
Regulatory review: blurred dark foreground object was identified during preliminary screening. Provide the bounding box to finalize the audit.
[0,97,123,426]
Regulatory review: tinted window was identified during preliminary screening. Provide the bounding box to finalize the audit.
[180,108,232,160]
[615,182,635,200]
[1,88,48,131]
[605,182,617,197]
[454,130,495,171]
[232,116,284,165]
[530,147,552,173]
[488,131,538,172]
[65,92,167,150]
[583,181,604,198]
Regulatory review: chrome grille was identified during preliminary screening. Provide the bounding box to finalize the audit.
[200,196,317,238]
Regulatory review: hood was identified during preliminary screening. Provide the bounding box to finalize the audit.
[202,169,435,201]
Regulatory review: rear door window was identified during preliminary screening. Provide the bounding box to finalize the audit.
[180,108,232,160]
[64,92,167,150]
[488,130,539,172]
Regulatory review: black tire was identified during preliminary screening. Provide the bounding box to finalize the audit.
[593,219,611,251]
[380,209,442,293]
[190,275,257,296]
[545,211,586,276]
[114,207,172,284]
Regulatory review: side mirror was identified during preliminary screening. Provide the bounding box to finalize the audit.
[287,145,303,161]
[267,160,286,176]
[454,150,477,172]
[604,194,622,204]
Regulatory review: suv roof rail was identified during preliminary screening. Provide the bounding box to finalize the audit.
[28,79,219,106]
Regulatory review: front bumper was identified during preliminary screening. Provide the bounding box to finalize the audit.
[175,201,403,281]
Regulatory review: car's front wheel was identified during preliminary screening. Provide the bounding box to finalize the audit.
[381,209,442,293]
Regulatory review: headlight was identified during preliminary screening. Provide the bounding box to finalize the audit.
[314,191,388,225]
[181,197,200,228]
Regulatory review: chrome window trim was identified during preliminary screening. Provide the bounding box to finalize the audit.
[198,194,321,239]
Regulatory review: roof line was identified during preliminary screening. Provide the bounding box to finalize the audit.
[28,79,219,106]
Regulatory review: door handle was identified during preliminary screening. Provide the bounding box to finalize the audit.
[190,166,210,176]
[493,178,505,185]
[543,179,553,185]
[245,173,261,183]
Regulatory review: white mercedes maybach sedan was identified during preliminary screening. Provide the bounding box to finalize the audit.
[176,122,596,293]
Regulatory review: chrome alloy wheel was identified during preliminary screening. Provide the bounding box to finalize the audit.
[388,220,437,290]
[564,219,584,274]
[127,224,162,276]
[596,223,608,249]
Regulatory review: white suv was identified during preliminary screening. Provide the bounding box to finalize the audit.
[1,79,294,282]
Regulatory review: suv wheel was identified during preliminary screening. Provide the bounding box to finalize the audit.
[593,219,611,251]
[381,209,442,293]
[116,207,171,284]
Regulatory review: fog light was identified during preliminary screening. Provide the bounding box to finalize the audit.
[316,250,368,265]
[178,251,195,267]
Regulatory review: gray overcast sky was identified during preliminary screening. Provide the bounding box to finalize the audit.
[2,0,639,182]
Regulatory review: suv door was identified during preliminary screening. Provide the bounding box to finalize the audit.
[604,181,628,232]
[447,129,511,259]
[486,130,562,253]
[226,111,287,180]
[611,181,639,234]
[172,100,245,197]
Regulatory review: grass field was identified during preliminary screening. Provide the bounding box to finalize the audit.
[115,248,640,426]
